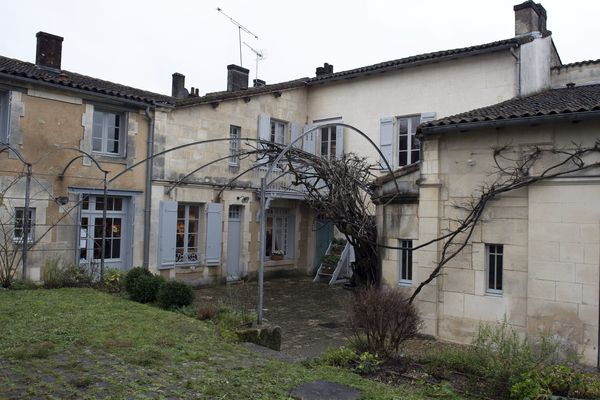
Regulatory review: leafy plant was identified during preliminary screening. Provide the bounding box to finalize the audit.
[157,280,195,309]
[103,268,125,293]
[8,279,38,290]
[124,267,153,293]
[320,346,359,368]
[125,268,163,303]
[42,259,96,288]
[349,286,421,356]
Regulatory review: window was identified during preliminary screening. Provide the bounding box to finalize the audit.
[398,115,421,166]
[176,204,201,265]
[229,125,241,166]
[270,120,286,144]
[486,244,503,294]
[14,207,34,243]
[399,239,413,284]
[265,208,294,258]
[92,109,125,156]
[320,126,337,159]
[0,90,9,144]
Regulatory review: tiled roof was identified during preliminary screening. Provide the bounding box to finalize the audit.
[0,55,174,106]
[176,78,308,107]
[420,84,600,132]
[552,59,600,70]
[308,37,531,83]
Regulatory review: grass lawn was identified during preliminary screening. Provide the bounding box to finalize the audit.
[0,288,445,399]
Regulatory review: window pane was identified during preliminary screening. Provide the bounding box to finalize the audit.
[398,118,408,135]
[399,151,408,166]
[488,251,496,289]
[411,149,420,163]
[92,138,103,152]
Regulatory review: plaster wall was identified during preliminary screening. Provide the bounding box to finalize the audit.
[520,36,553,96]
[551,63,600,88]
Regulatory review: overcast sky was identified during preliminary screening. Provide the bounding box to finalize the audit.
[1,0,599,97]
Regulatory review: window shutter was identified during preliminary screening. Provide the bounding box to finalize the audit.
[335,125,344,159]
[286,214,295,259]
[257,114,271,142]
[158,201,177,268]
[290,122,302,148]
[302,125,315,154]
[205,203,223,266]
[420,112,437,124]
[379,117,394,170]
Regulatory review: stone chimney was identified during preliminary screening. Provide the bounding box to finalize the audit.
[514,1,548,36]
[171,73,189,99]
[36,31,64,70]
[315,63,334,77]
[227,64,249,91]
[253,79,266,87]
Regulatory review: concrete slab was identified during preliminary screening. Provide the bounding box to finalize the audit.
[289,380,361,400]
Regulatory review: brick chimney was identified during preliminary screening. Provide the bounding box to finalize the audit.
[514,1,548,36]
[315,63,334,77]
[171,73,189,99]
[227,65,249,91]
[36,32,63,70]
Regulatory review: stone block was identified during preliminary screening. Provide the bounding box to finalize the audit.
[290,381,361,400]
[582,284,599,306]
[575,263,597,285]
[531,261,575,282]
[504,271,527,297]
[555,282,582,304]
[581,224,599,244]
[508,297,527,327]
[527,299,579,323]
[443,268,474,294]
[530,240,559,262]
[464,294,507,322]
[584,244,599,264]
[578,304,598,325]
[237,324,282,351]
[528,279,556,301]
[559,242,584,263]
[443,291,464,318]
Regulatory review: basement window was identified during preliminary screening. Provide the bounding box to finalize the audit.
[486,244,503,294]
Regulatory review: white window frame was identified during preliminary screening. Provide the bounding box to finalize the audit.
[229,125,241,166]
[320,126,337,160]
[270,120,286,145]
[0,90,9,144]
[266,208,289,258]
[13,207,35,244]
[399,239,413,285]
[397,115,421,167]
[486,244,504,295]
[175,203,202,266]
[92,109,126,157]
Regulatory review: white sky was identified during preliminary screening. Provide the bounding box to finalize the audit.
[1,0,599,96]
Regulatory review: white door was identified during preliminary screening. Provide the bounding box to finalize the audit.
[227,205,242,281]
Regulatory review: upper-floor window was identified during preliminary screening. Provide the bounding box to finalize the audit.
[320,126,337,160]
[270,120,286,144]
[398,115,420,166]
[0,90,9,144]
[399,239,413,285]
[229,125,241,166]
[486,244,503,294]
[14,207,35,243]
[93,109,125,156]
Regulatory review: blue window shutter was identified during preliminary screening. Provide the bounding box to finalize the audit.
[379,117,394,170]
[257,114,271,142]
[335,125,344,159]
[286,214,295,259]
[290,122,302,148]
[205,203,223,266]
[420,112,437,124]
[158,201,177,268]
[302,125,315,154]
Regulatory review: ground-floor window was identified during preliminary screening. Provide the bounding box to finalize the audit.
[176,204,201,265]
[399,239,413,285]
[265,208,295,258]
[486,244,503,294]
[79,195,129,266]
[13,207,35,243]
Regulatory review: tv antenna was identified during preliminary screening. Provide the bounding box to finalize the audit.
[243,42,265,80]
[217,7,259,67]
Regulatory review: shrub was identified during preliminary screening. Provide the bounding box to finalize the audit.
[42,259,95,288]
[511,365,600,399]
[124,267,153,293]
[196,303,219,320]
[9,279,38,290]
[319,346,381,373]
[349,286,421,356]
[157,280,195,309]
[103,268,125,293]
[126,270,162,303]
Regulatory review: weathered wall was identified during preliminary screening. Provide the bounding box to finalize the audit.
[551,62,600,89]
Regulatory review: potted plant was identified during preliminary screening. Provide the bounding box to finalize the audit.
[270,249,285,261]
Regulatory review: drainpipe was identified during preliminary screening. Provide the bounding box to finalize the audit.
[510,47,521,98]
[142,105,155,269]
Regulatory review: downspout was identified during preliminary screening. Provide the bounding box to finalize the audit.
[510,47,521,98]
[142,104,155,269]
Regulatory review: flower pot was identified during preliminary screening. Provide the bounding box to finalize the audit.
[270,254,284,261]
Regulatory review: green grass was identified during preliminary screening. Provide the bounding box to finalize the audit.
[0,289,437,399]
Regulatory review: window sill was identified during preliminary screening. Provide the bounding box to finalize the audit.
[398,282,412,288]
[485,291,503,297]
[265,259,295,267]
[92,153,127,165]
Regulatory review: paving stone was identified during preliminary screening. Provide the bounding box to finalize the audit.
[289,380,361,400]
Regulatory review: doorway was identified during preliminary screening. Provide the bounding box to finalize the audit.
[227,205,242,281]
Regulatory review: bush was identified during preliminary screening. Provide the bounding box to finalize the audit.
[196,303,219,320]
[103,268,125,293]
[125,268,162,303]
[42,259,95,288]
[349,286,421,356]
[511,365,600,399]
[157,280,195,309]
[8,279,38,290]
[319,346,381,373]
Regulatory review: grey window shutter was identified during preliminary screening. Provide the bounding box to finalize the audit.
[205,203,223,266]
[302,125,315,154]
[257,114,271,142]
[290,122,302,148]
[335,125,344,159]
[286,214,295,259]
[420,112,437,124]
[158,201,177,268]
[379,117,394,170]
